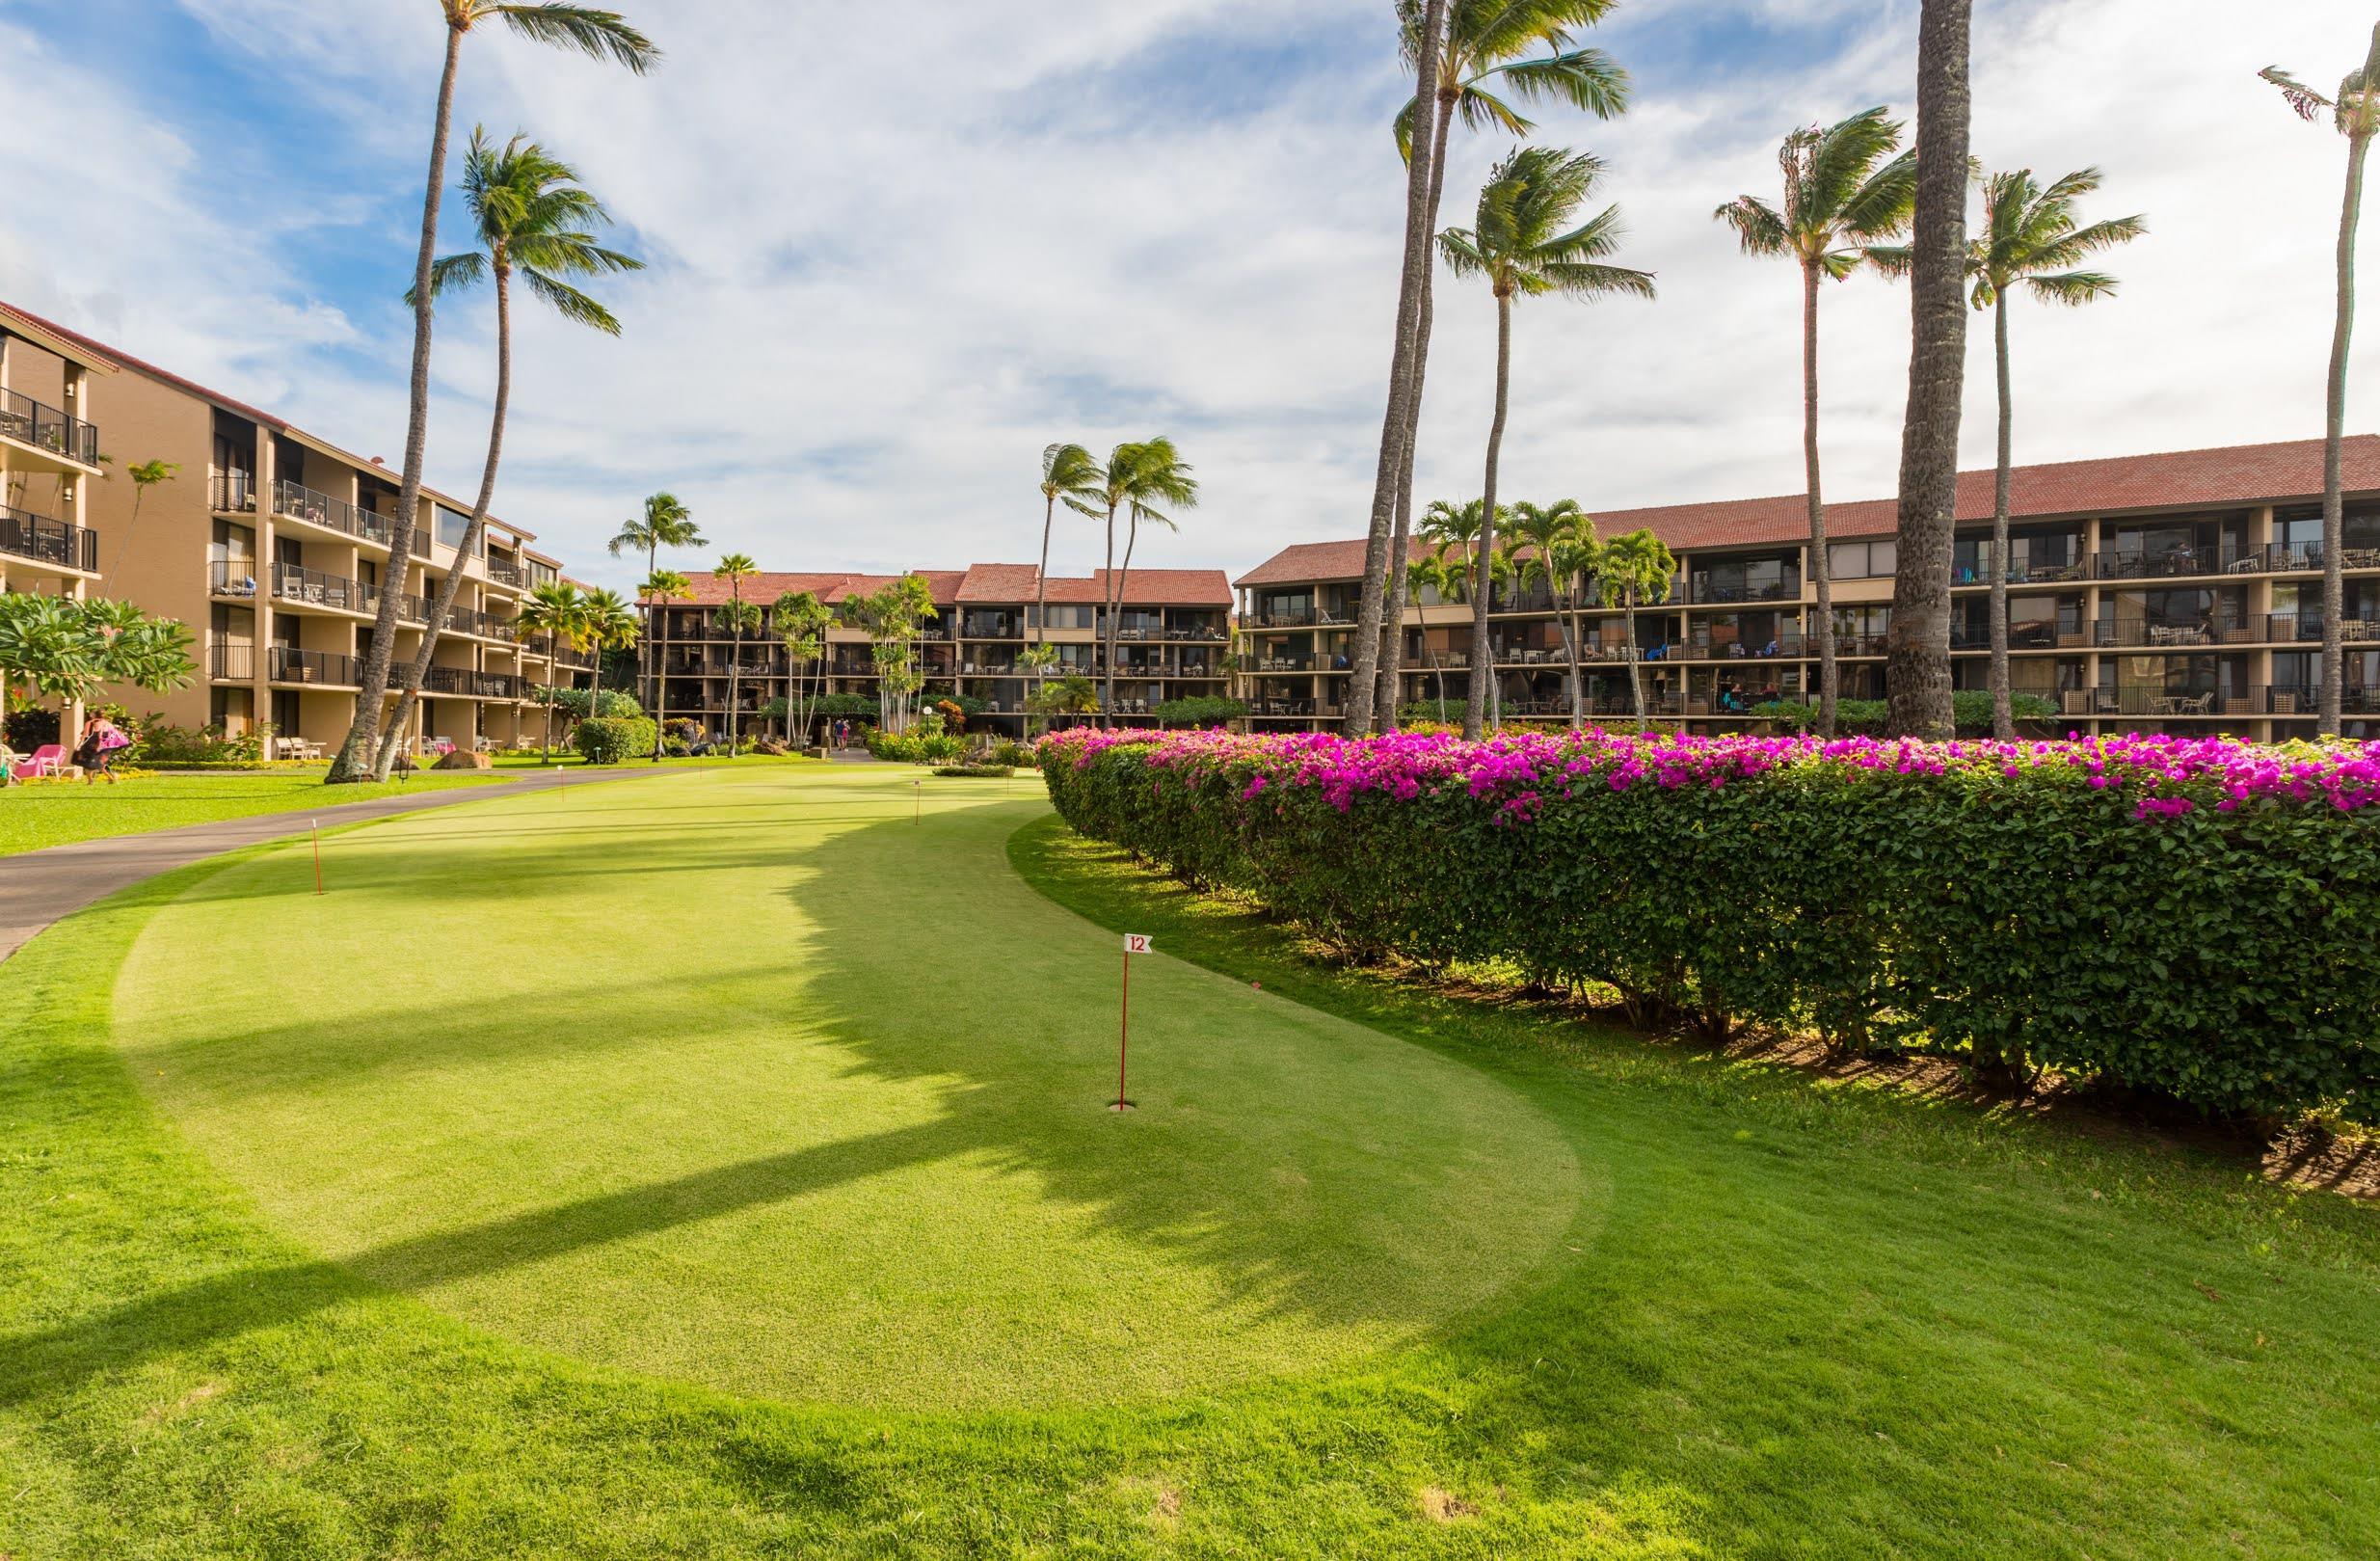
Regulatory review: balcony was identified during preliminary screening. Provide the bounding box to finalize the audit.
[1687,631,1805,660]
[486,560,525,587]
[1,504,98,573]
[2267,685,2380,717]
[1251,607,1320,628]
[423,666,525,700]
[0,387,100,468]
[272,478,403,552]
[208,641,256,681]
[271,562,373,614]
[269,645,361,687]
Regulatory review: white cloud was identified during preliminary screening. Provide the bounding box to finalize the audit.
[5,0,2373,590]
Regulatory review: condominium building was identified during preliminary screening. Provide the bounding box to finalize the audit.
[1,307,111,672]
[1236,436,2380,741]
[0,301,594,757]
[640,564,1234,737]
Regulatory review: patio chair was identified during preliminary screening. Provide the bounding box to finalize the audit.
[14,743,72,779]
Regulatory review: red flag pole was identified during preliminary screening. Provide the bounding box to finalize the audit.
[1115,943,1132,1110]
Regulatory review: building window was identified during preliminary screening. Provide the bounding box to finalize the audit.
[1828,540,1897,579]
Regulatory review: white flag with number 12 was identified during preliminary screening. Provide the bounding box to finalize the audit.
[1123,933,1152,955]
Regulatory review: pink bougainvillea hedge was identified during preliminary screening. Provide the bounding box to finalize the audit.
[1038,726,2380,1119]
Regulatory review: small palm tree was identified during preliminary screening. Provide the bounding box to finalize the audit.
[2263,23,2380,736]
[1034,444,1100,646]
[1017,641,1061,734]
[330,0,657,784]
[105,459,179,588]
[1966,169,2143,739]
[1406,548,1466,714]
[1716,107,1916,738]
[1442,146,1653,739]
[637,567,693,760]
[773,587,835,745]
[1593,527,1676,726]
[518,580,582,760]
[573,587,640,746]
[1073,440,1199,716]
[377,127,643,778]
[612,492,703,754]
[1511,498,1600,728]
[711,552,760,755]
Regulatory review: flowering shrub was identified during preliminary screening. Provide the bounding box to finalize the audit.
[868,730,968,764]
[1038,727,2380,1120]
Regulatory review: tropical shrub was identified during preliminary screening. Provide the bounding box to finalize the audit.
[816,693,882,719]
[1037,727,2380,1121]
[573,715,657,766]
[1752,690,2056,735]
[536,686,641,720]
[122,716,269,767]
[977,739,1036,767]
[934,764,1015,778]
[867,730,968,764]
[1153,694,1247,728]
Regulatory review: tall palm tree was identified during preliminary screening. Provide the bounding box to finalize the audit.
[328,1,657,783]
[1886,3,1973,741]
[1716,107,1915,739]
[376,128,643,778]
[572,586,640,751]
[711,552,760,755]
[1511,498,1599,728]
[518,579,581,760]
[610,491,702,752]
[1966,169,2143,740]
[105,459,179,588]
[1034,444,1100,647]
[773,587,834,746]
[1073,440,1198,717]
[2263,22,2380,737]
[1442,146,1654,740]
[1363,0,1632,734]
[1347,0,1448,736]
[1593,527,1676,727]
[637,567,693,760]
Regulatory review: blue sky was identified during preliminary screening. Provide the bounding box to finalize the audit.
[0,1,2370,588]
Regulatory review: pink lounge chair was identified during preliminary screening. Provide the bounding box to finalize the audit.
[13,743,70,779]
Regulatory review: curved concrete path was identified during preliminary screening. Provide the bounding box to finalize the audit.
[0,766,666,965]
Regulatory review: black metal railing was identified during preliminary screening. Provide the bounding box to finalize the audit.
[269,645,361,686]
[271,562,372,613]
[486,560,524,587]
[1,504,98,572]
[211,471,260,513]
[2266,685,2379,716]
[273,478,403,551]
[424,666,525,699]
[1686,632,1806,660]
[208,641,255,681]
[0,387,99,465]
[206,558,260,597]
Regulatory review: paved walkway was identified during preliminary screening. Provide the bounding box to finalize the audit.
[0,766,667,965]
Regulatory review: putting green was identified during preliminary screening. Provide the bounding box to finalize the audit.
[111,766,1589,1411]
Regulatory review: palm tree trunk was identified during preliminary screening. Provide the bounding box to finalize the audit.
[1886,0,1972,741]
[1035,494,1055,653]
[1800,259,1838,739]
[541,692,554,762]
[1344,0,1447,737]
[1990,292,2014,740]
[1375,88,1459,735]
[375,260,514,780]
[1464,292,1512,740]
[329,20,461,784]
[1117,514,1139,720]
[2320,114,2372,735]
[1625,598,1646,726]
[647,541,664,761]
[1564,599,1586,730]
[1101,500,1119,719]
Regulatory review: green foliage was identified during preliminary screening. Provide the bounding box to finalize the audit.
[536,686,641,719]
[123,717,267,767]
[572,715,657,766]
[1754,690,2056,735]
[1152,694,1246,728]
[1028,675,1100,716]
[815,693,882,718]
[866,730,968,765]
[978,739,1036,767]
[933,764,1016,778]
[1039,739,2380,1121]
[0,593,196,714]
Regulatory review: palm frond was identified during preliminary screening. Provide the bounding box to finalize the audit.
[2021,270,2121,307]
[1487,46,1629,119]
[521,269,624,334]
[1861,243,1915,280]
[2259,66,2333,121]
[1437,226,1491,278]
[407,251,490,306]
[487,4,660,72]
[1835,148,1917,240]
[1714,194,1789,256]
[1804,106,1905,228]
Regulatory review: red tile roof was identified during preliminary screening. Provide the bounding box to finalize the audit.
[1234,436,2380,585]
[654,563,1231,609]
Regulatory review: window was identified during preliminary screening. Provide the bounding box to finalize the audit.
[1829,540,1896,579]
[435,504,483,555]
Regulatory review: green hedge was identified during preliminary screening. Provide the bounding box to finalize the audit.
[866,730,968,764]
[1753,690,2057,734]
[1153,694,1247,728]
[573,715,657,766]
[1038,729,2380,1121]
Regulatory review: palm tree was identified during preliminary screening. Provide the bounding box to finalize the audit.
[517,579,580,760]
[637,567,693,760]
[571,586,640,751]
[1593,527,1676,726]
[1511,498,1599,728]
[773,587,834,746]
[711,552,760,755]
[1361,0,1632,734]
[1034,444,1100,647]
[327,1,657,784]
[1074,440,1198,717]
[105,459,179,588]
[375,128,643,778]
[1966,169,2143,739]
[1406,549,1464,713]
[610,491,703,753]
[1715,107,1916,739]
[1348,0,1449,736]
[1442,146,1654,740]
[1886,4,1974,741]
[2263,22,2380,737]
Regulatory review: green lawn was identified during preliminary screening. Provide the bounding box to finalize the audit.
[0,767,506,857]
[2,766,2374,1557]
